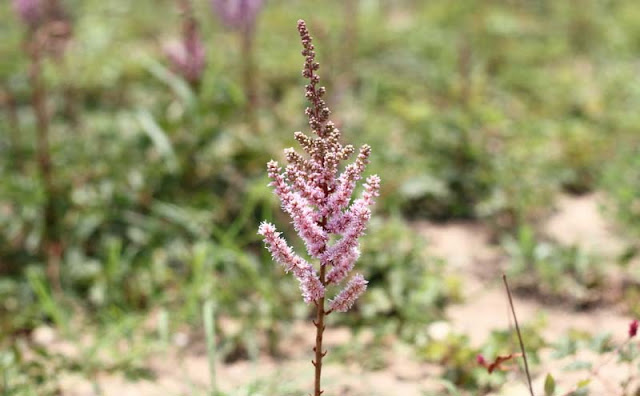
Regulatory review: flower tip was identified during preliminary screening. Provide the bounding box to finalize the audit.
[258,221,275,236]
[629,319,638,338]
[476,354,486,365]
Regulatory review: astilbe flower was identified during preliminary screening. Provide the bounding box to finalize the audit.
[258,20,379,396]
[165,36,206,86]
[12,0,42,28]
[164,0,206,87]
[210,0,263,31]
[259,19,379,310]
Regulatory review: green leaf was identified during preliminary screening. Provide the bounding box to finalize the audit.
[576,378,591,388]
[544,373,556,396]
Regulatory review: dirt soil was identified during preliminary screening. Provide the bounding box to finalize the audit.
[54,193,638,395]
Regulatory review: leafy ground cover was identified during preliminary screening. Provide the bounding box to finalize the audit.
[2,0,640,394]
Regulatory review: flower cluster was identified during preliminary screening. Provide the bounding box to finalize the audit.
[630,319,638,338]
[259,20,380,313]
[165,3,206,86]
[12,0,72,59]
[210,0,263,31]
[12,0,41,28]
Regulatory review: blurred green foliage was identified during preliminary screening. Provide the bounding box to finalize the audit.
[2,0,640,394]
[502,225,606,306]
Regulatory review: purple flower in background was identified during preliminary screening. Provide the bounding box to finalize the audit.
[165,26,206,85]
[165,1,206,86]
[13,0,72,58]
[211,0,263,31]
[12,0,42,28]
[258,20,379,311]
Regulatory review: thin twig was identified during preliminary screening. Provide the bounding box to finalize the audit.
[503,274,535,396]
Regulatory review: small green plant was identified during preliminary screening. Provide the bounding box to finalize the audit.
[502,225,606,306]
[542,320,640,395]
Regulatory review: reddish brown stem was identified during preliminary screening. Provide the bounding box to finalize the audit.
[313,264,327,396]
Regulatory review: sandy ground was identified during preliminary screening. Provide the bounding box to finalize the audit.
[49,193,638,395]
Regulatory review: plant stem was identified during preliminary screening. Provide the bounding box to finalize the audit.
[203,299,218,396]
[503,274,534,396]
[241,25,258,132]
[29,33,61,292]
[2,90,22,167]
[313,264,327,396]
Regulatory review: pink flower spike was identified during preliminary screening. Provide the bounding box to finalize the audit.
[321,201,371,265]
[258,19,380,394]
[329,274,368,313]
[326,247,360,284]
[629,319,638,338]
[266,161,328,258]
[259,19,378,311]
[300,273,325,303]
[258,222,324,303]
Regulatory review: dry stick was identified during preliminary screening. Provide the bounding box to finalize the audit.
[503,274,535,396]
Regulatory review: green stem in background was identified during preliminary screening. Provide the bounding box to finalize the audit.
[2,90,22,168]
[157,308,170,350]
[241,25,259,133]
[203,299,218,396]
[26,267,67,333]
[457,36,472,106]
[2,352,9,396]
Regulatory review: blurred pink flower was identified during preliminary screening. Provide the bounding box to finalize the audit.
[630,319,638,338]
[164,11,206,86]
[12,0,42,28]
[210,0,263,31]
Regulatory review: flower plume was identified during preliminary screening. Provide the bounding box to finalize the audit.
[165,0,206,86]
[258,19,380,310]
